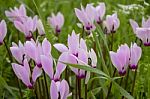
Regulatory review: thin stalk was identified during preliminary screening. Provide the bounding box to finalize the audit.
[124,68,130,90]
[34,83,38,99]
[43,71,49,99]
[81,26,85,38]
[106,68,116,99]
[78,78,81,99]
[85,84,87,99]
[76,76,78,99]
[4,40,23,99]
[37,79,42,99]
[131,69,137,96]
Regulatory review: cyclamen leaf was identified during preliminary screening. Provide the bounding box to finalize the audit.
[113,81,134,99]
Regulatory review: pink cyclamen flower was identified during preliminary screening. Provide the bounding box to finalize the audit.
[88,48,97,68]
[5,4,27,22]
[130,17,150,46]
[41,52,76,81]
[95,3,106,24]
[25,38,51,68]
[10,41,26,64]
[12,59,42,88]
[37,19,45,36]
[14,16,38,40]
[110,44,130,76]
[0,20,7,45]
[54,30,89,78]
[136,28,150,46]
[50,80,71,99]
[47,12,64,34]
[75,4,96,32]
[129,43,142,70]
[104,13,120,34]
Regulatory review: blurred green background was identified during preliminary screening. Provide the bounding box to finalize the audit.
[0,0,150,98]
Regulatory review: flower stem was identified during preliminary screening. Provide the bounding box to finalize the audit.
[76,76,78,99]
[124,68,130,90]
[85,84,87,99]
[131,69,137,96]
[78,78,81,99]
[43,71,49,99]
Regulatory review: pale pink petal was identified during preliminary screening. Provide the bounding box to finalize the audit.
[37,19,45,36]
[60,80,69,99]
[14,21,25,33]
[129,19,139,34]
[42,38,51,55]
[25,41,37,61]
[50,80,58,99]
[32,66,42,82]
[54,43,68,53]
[0,20,7,43]
[41,55,53,79]
[10,47,23,63]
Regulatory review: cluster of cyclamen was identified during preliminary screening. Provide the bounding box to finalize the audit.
[109,43,142,76]
[2,4,97,99]
[75,3,120,34]
[5,4,64,39]
[0,2,147,98]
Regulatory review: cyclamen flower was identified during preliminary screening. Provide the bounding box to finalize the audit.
[50,80,71,99]
[41,52,75,81]
[5,4,27,22]
[129,43,142,70]
[0,20,7,45]
[110,44,130,76]
[75,4,96,32]
[54,31,89,78]
[14,16,38,40]
[130,17,150,46]
[47,12,64,34]
[12,59,42,88]
[37,19,45,36]
[104,13,120,34]
[10,41,26,64]
[88,48,97,68]
[25,38,51,68]
[95,3,106,24]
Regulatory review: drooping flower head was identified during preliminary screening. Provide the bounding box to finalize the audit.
[130,17,150,46]
[10,41,26,64]
[14,16,38,40]
[12,59,42,88]
[95,3,106,24]
[5,4,27,22]
[104,13,120,34]
[0,20,7,45]
[50,80,71,99]
[129,43,142,70]
[25,38,51,68]
[47,12,64,34]
[75,4,96,33]
[110,44,130,76]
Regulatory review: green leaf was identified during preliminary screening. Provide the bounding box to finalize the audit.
[0,76,16,98]
[63,62,110,79]
[92,32,110,75]
[113,81,134,99]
